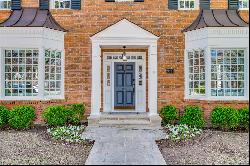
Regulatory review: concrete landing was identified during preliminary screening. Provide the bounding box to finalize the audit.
[82,127,166,165]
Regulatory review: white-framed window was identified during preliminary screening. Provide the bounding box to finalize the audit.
[239,0,249,10]
[4,49,39,97]
[210,49,245,97]
[51,0,71,9]
[179,0,198,10]
[0,0,11,10]
[44,50,62,96]
[1,48,64,100]
[188,50,206,96]
[186,48,248,100]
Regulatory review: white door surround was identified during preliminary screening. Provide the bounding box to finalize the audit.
[89,19,160,125]
[103,52,146,113]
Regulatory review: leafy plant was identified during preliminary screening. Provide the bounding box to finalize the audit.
[0,105,9,128]
[180,105,205,128]
[238,108,249,131]
[8,106,36,129]
[42,106,68,127]
[160,105,178,125]
[66,104,85,125]
[165,124,203,141]
[211,106,240,130]
[47,125,86,143]
[42,104,86,127]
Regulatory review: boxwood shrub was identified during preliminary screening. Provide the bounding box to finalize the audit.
[42,106,68,127]
[180,105,205,128]
[8,106,36,129]
[211,106,240,130]
[42,104,85,127]
[238,108,249,131]
[0,106,9,128]
[66,104,85,125]
[160,105,178,125]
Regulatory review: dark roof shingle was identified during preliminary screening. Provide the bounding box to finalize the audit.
[0,8,67,32]
[182,9,249,32]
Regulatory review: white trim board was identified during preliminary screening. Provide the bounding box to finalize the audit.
[90,19,159,117]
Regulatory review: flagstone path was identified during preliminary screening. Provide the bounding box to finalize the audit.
[82,126,166,165]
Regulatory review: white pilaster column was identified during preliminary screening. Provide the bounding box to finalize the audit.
[148,44,158,116]
[38,47,45,99]
[91,43,101,116]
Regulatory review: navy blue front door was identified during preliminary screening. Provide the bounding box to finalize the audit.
[114,62,135,109]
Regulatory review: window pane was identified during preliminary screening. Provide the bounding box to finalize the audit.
[188,50,206,96]
[45,50,62,96]
[4,49,39,97]
[210,49,246,97]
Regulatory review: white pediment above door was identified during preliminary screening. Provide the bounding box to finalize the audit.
[91,19,159,40]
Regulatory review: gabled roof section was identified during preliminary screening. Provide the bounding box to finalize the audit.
[0,7,67,32]
[182,9,249,32]
[91,19,159,40]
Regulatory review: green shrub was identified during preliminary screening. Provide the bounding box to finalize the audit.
[42,104,85,127]
[0,106,9,128]
[211,106,240,130]
[8,106,36,129]
[180,105,205,128]
[42,106,68,127]
[238,108,249,130]
[160,105,178,125]
[66,104,85,125]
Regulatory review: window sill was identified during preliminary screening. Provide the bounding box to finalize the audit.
[184,96,249,102]
[177,8,199,11]
[0,9,11,11]
[238,8,249,10]
[0,96,65,101]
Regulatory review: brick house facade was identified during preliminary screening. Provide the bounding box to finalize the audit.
[0,0,249,125]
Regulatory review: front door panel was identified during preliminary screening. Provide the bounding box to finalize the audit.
[114,62,135,110]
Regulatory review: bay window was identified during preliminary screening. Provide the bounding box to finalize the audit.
[1,48,64,100]
[186,48,248,100]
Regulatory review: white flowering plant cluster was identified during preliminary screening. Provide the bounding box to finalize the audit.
[165,124,203,141]
[47,125,86,143]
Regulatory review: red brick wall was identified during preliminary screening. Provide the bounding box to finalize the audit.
[0,0,249,123]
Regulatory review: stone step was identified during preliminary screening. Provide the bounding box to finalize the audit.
[99,119,151,126]
[100,113,149,121]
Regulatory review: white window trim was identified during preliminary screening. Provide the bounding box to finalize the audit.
[0,47,65,101]
[239,0,249,10]
[0,0,11,10]
[50,0,71,9]
[185,47,249,101]
[178,0,199,10]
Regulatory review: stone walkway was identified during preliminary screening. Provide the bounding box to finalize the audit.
[82,127,166,165]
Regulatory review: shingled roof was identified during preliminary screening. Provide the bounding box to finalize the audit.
[0,8,67,32]
[182,9,249,32]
